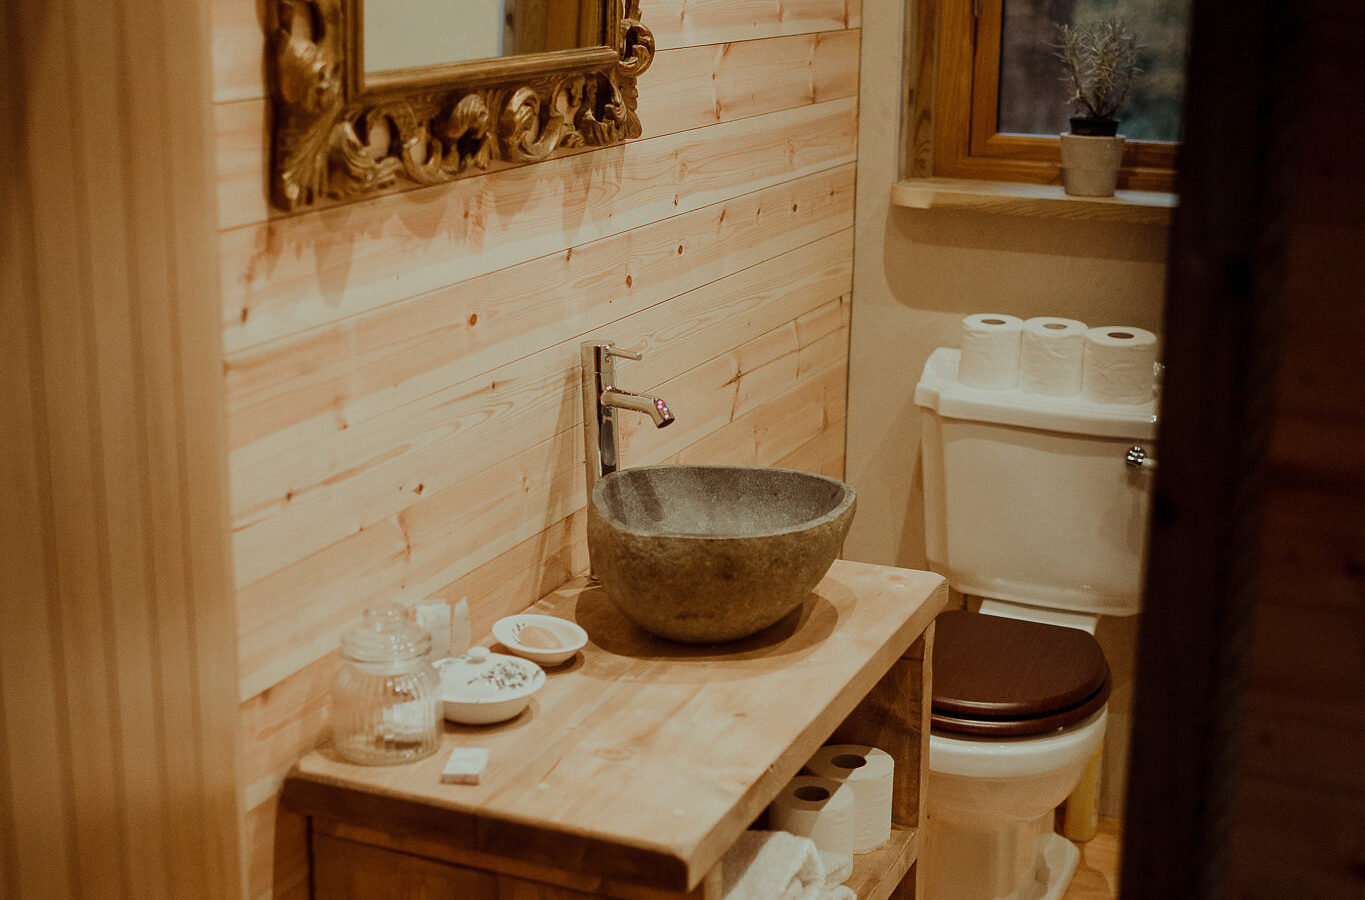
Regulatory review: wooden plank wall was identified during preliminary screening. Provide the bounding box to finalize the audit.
[209,0,862,895]
[1,0,243,895]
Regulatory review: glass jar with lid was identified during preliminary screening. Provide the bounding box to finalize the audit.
[331,603,442,765]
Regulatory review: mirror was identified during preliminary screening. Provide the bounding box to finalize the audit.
[269,0,653,211]
[364,0,606,73]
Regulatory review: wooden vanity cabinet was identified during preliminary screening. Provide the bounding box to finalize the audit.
[284,560,947,900]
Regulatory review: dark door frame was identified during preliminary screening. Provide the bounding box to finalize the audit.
[1120,0,1297,895]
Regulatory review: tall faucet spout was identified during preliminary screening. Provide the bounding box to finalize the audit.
[601,387,674,428]
[581,341,676,579]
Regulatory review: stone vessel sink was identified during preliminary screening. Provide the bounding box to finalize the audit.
[587,465,857,643]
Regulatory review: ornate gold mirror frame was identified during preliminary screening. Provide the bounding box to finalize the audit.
[270,0,654,211]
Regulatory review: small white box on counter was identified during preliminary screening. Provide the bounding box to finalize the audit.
[440,747,490,785]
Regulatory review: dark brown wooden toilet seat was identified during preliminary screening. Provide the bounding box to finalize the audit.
[930,610,1112,737]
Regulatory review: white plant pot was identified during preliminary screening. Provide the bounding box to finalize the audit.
[1059,133,1126,197]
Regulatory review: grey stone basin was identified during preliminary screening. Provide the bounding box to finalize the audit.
[587,465,857,643]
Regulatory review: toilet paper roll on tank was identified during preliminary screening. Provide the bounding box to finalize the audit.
[1082,325,1158,403]
[955,313,1159,404]
[956,314,1023,389]
[1019,317,1088,396]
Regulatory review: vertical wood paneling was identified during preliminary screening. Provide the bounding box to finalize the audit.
[2,0,243,895]
[0,124,81,900]
[212,0,859,892]
[19,0,136,892]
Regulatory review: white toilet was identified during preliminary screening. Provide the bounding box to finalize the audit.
[914,347,1156,900]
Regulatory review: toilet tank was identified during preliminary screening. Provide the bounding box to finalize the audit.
[915,348,1156,617]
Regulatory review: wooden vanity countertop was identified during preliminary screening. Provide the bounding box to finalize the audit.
[284,559,947,893]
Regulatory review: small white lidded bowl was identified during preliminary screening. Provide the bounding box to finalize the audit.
[493,614,588,667]
[436,647,545,725]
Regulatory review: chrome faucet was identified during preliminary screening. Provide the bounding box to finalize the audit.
[581,341,674,504]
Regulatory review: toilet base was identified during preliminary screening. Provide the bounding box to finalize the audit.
[1033,832,1081,900]
[924,811,1083,900]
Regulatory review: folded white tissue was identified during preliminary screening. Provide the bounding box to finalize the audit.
[719,831,858,900]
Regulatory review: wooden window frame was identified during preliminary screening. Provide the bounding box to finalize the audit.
[928,0,1178,191]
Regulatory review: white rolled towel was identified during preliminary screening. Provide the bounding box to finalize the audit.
[720,831,826,900]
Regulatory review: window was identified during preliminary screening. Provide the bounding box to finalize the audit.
[925,0,1189,191]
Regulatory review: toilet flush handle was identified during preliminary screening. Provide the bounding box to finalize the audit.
[1125,445,1157,471]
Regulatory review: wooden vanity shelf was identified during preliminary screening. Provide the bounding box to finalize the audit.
[284,560,948,899]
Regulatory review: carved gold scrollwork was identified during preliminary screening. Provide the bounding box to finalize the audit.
[618,0,655,80]
[270,0,655,210]
[503,79,586,162]
[610,0,654,140]
[575,77,628,147]
[272,0,346,209]
[437,94,494,175]
[327,114,403,200]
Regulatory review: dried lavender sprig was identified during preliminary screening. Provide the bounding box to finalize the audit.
[1055,18,1143,120]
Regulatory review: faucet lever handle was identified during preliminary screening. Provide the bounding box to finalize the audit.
[605,346,643,362]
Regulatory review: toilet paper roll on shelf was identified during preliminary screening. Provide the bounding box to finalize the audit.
[805,745,894,853]
[768,775,855,885]
[1019,317,1088,396]
[1082,326,1158,404]
[957,314,1024,389]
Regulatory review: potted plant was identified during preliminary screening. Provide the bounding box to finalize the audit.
[1055,19,1141,197]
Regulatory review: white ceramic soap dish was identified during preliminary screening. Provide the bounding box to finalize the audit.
[436,647,545,725]
[493,614,588,667]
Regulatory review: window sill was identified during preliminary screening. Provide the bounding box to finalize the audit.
[890,178,1176,226]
